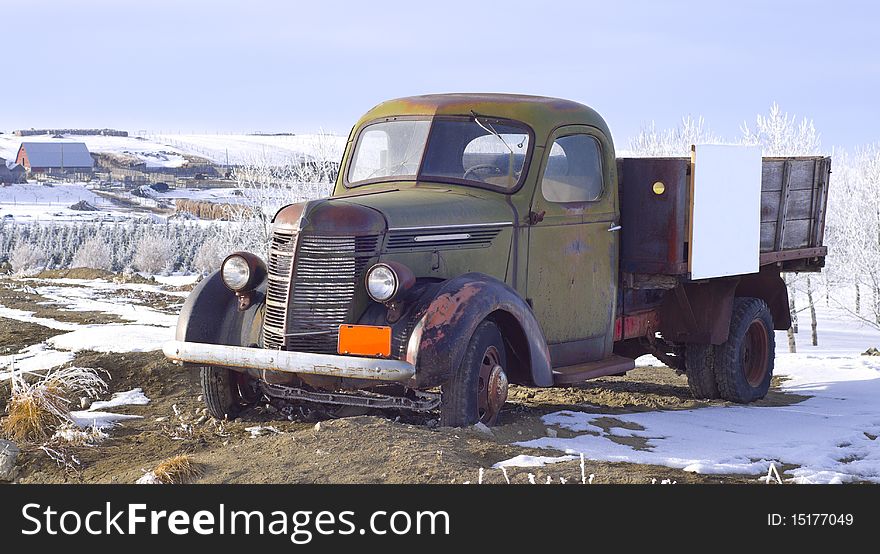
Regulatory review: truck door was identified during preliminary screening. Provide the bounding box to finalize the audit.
[526,125,619,367]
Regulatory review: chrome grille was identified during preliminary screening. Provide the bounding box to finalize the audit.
[385,226,502,251]
[262,228,299,350]
[263,231,378,353]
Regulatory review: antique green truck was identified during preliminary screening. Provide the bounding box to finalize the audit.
[164,94,830,426]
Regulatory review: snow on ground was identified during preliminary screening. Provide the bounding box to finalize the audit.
[34,281,179,326]
[146,133,345,166]
[47,324,173,353]
[87,388,150,411]
[0,305,80,331]
[0,182,143,223]
[0,132,344,168]
[0,344,76,380]
[498,303,880,484]
[151,274,200,287]
[70,410,142,429]
[0,276,182,379]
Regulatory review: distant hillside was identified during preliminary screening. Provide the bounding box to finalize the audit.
[0,132,345,168]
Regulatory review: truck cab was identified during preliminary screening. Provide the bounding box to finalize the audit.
[165,93,830,426]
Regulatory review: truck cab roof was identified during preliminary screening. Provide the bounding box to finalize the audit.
[354,93,612,146]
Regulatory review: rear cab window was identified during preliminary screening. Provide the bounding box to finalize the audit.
[541,134,604,202]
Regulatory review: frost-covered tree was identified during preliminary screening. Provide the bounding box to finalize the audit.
[628,116,718,156]
[741,102,821,156]
[741,103,824,349]
[70,235,113,271]
[840,144,880,327]
[193,236,227,274]
[10,243,47,276]
[132,233,175,274]
[229,138,339,258]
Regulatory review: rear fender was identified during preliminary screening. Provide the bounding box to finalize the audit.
[175,270,265,348]
[405,273,553,388]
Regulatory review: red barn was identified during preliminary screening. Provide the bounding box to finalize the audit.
[16,142,94,173]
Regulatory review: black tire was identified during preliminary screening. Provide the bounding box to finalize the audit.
[440,320,508,427]
[200,366,253,419]
[713,297,775,403]
[685,343,720,399]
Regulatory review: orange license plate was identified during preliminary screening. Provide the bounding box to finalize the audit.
[337,325,392,357]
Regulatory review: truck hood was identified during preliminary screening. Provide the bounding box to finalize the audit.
[326,187,517,231]
[273,186,517,234]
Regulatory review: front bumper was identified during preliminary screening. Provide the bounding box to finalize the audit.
[162,340,415,382]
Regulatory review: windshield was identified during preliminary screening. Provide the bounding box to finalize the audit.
[346,117,532,190]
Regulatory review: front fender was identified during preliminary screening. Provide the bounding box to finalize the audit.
[175,270,265,347]
[407,273,553,388]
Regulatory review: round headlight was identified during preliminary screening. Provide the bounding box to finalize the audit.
[222,255,251,291]
[366,264,398,302]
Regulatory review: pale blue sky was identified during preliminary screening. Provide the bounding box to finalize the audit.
[2,0,876,148]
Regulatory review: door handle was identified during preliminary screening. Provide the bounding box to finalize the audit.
[608,223,622,232]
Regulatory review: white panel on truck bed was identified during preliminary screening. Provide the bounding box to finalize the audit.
[689,144,762,280]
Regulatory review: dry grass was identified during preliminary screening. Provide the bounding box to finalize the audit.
[151,454,203,484]
[2,381,67,442]
[1,367,106,443]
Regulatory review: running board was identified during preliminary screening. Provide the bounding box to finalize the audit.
[552,355,636,385]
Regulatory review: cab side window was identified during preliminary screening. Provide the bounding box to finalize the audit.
[541,134,604,202]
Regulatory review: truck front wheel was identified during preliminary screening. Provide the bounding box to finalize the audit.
[200,366,257,419]
[713,297,775,403]
[441,320,509,427]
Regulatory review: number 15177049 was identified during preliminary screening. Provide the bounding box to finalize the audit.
[768,513,854,526]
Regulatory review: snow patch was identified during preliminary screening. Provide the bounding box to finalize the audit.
[0,305,80,331]
[492,454,578,468]
[498,305,880,484]
[0,344,76,380]
[69,410,143,429]
[136,471,162,485]
[48,324,173,353]
[88,388,150,411]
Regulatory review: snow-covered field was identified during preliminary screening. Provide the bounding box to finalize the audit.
[497,304,880,484]
[0,276,196,379]
[0,182,138,223]
[0,132,345,168]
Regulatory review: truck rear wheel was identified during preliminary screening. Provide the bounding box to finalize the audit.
[685,343,720,399]
[200,366,256,419]
[713,297,774,403]
[441,320,509,427]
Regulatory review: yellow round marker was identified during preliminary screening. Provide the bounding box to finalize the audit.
[652,181,666,195]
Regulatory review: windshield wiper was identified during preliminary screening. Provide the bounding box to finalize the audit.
[471,110,516,185]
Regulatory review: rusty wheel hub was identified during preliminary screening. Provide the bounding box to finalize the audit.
[742,319,769,387]
[477,346,508,424]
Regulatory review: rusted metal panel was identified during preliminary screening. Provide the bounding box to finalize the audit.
[527,124,618,357]
[759,246,826,265]
[618,157,690,275]
[552,354,635,384]
[163,340,415,382]
[614,310,660,341]
[735,265,791,330]
[659,279,738,345]
[407,273,553,388]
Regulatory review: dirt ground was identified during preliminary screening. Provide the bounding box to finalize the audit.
[0,275,809,485]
